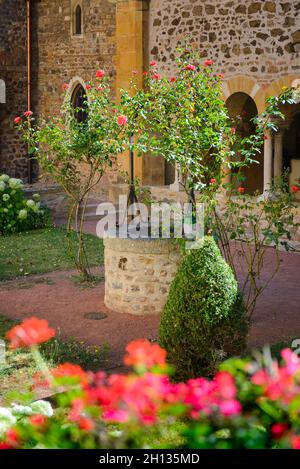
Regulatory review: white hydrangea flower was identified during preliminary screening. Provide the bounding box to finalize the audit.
[0,408,17,437]
[30,400,53,418]
[0,181,5,192]
[9,178,23,190]
[33,193,40,201]
[18,209,28,220]
[2,193,10,202]
[26,199,36,208]
[3,208,8,213]
[0,174,10,182]
[11,404,33,417]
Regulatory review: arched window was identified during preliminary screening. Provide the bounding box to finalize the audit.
[71,84,88,123]
[74,4,82,35]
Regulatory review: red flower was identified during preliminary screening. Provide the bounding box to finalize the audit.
[231,127,236,134]
[23,110,33,117]
[6,317,55,349]
[264,135,269,140]
[96,86,104,92]
[291,185,299,193]
[117,115,128,126]
[203,59,214,67]
[218,73,225,79]
[62,83,69,90]
[143,71,148,76]
[51,363,88,384]
[85,84,91,90]
[169,77,176,83]
[96,69,105,79]
[124,339,166,369]
[149,60,157,67]
[78,417,94,431]
[210,178,216,184]
[152,73,161,80]
[271,423,289,440]
[291,435,300,449]
[14,116,22,125]
[29,415,47,427]
[185,64,196,71]
[238,187,245,194]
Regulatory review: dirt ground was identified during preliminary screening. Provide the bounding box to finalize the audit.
[0,247,300,369]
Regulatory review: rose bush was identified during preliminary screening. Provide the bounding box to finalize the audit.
[0,174,50,235]
[1,317,300,449]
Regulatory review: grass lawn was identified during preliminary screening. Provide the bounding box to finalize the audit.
[0,227,104,281]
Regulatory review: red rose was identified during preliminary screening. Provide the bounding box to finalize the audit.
[96,69,105,78]
[271,423,289,440]
[117,115,128,126]
[264,135,268,140]
[291,185,300,193]
[96,86,104,92]
[203,59,214,67]
[210,178,216,184]
[143,71,148,76]
[150,60,157,67]
[23,110,33,117]
[186,64,196,71]
[6,317,55,349]
[14,116,22,125]
[238,187,245,194]
[169,77,176,83]
[62,83,69,90]
[85,84,91,90]
[152,73,161,80]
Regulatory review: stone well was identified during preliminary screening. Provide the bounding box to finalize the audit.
[104,238,181,315]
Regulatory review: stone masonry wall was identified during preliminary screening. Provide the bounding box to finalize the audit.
[31,0,116,119]
[149,0,300,87]
[0,0,29,180]
[104,238,181,315]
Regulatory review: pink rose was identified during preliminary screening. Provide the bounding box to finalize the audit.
[96,69,105,78]
[152,73,161,80]
[14,116,22,125]
[150,60,157,67]
[186,64,196,71]
[117,115,128,126]
[62,83,69,90]
[23,110,33,117]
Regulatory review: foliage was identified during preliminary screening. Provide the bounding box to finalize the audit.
[0,227,104,281]
[0,175,50,235]
[1,318,300,449]
[203,175,299,318]
[159,237,248,380]
[16,72,130,280]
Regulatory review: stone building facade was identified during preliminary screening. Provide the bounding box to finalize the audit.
[0,0,29,179]
[0,0,299,193]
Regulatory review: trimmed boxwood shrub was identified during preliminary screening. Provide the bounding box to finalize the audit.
[159,236,248,380]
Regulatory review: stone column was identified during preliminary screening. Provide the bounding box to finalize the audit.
[274,130,283,179]
[170,165,184,192]
[263,130,273,192]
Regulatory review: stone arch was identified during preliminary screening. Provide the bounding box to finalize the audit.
[226,91,263,194]
[264,75,300,101]
[222,76,265,113]
[0,79,5,104]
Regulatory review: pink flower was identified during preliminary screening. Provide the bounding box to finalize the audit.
[219,399,242,417]
[150,60,157,67]
[96,69,105,79]
[29,415,47,427]
[215,372,237,399]
[203,59,214,67]
[14,116,22,125]
[231,127,236,134]
[185,64,196,71]
[210,178,216,184]
[152,73,161,80]
[169,77,176,83]
[271,423,289,440]
[291,185,299,193]
[264,135,269,140]
[96,86,104,91]
[117,115,128,126]
[291,435,300,449]
[238,187,245,194]
[85,85,91,90]
[124,339,166,369]
[23,110,33,117]
[6,317,55,349]
[132,70,138,75]
[62,83,69,90]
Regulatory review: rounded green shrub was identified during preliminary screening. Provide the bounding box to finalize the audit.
[159,236,248,380]
[0,174,51,235]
